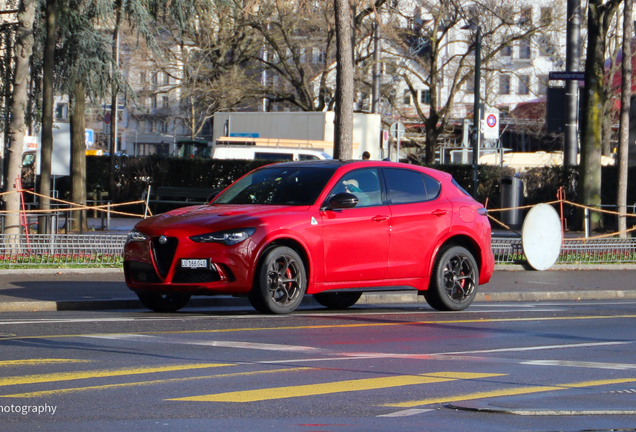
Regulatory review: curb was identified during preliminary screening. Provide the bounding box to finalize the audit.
[448,402,636,416]
[3,289,636,313]
[3,264,636,275]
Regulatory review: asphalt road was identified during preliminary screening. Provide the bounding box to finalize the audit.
[0,300,635,431]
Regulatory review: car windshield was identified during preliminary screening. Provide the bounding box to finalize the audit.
[213,165,337,206]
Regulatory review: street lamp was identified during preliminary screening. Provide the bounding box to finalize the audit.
[462,23,481,199]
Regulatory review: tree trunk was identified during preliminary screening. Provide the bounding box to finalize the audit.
[70,81,87,232]
[109,0,124,200]
[333,0,353,160]
[579,0,620,231]
[39,0,57,234]
[4,0,36,237]
[617,0,632,238]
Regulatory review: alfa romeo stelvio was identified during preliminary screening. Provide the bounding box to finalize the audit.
[124,160,494,314]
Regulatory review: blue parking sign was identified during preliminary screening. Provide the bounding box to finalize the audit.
[85,129,95,147]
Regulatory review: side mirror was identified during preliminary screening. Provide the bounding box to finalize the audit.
[207,191,220,203]
[323,192,358,210]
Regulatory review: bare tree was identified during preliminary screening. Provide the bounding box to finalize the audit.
[381,0,565,164]
[579,0,622,230]
[334,0,354,159]
[617,0,632,237]
[3,0,36,236]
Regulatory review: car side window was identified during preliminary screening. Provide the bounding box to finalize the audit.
[329,168,383,208]
[423,173,441,200]
[384,168,429,204]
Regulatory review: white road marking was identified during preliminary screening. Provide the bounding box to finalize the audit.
[522,360,636,370]
[377,408,433,417]
[84,335,632,362]
[440,341,630,355]
[85,334,320,352]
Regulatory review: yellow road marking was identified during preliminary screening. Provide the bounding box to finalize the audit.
[1,314,635,341]
[0,368,313,398]
[0,359,91,367]
[0,363,234,387]
[169,372,504,403]
[385,377,636,407]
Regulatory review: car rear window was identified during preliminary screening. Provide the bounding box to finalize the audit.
[214,166,337,206]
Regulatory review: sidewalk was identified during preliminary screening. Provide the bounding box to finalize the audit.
[1,266,636,313]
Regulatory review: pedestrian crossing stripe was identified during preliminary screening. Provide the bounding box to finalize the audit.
[0,359,92,367]
[384,377,636,408]
[0,367,313,398]
[168,372,504,403]
[0,363,234,388]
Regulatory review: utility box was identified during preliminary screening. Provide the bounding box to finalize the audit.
[501,176,524,229]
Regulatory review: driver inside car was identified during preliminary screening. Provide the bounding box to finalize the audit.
[342,179,370,206]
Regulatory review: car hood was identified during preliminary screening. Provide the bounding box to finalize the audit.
[135,204,307,234]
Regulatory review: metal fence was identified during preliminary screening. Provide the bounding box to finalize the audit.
[492,237,636,265]
[1,234,636,267]
[0,234,126,267]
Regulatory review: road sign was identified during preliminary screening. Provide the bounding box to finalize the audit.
[483,112,499,139]
[85,129,95,147]
[549,71,585,81]
[104,112,111,124]
[389,122,405,139]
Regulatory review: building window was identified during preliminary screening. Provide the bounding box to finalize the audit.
[139,72,146,85]
[537,75,548,95]
[147,120,154,132]
[501,39,512,57]
[54,103,68,120]
[151,95,157,108]
[518,75,530,95]
[499,75,511,94]
[403,89,412,105]
[163,73,170,85]
[466,75,475,93]
[519,7,533,26]
[519,37,531,59]
[540,7,553,26]
[152,73,158,85]
[420,89,431,104]
[162,96,169,108]
[160,120,168,133]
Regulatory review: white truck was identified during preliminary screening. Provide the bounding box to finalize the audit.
[212,112,383,160]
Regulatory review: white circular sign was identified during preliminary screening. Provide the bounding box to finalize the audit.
[487,114,497,128]
[521,204,562,271]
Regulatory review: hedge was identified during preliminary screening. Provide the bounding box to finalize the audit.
[80,156,636,230]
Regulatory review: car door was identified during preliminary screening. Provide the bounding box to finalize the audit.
[320,168,391,282]
[383,168,451,279]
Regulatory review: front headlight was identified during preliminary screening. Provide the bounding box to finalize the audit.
[126,228,148,244]
[190,227,256,245]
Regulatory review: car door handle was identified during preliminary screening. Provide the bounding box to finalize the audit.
[432,209,448,216]
[372,215,389,222]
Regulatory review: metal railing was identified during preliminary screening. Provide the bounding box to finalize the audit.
[492,237,636,265]
[1,234,636,267]
[0,234,126,267]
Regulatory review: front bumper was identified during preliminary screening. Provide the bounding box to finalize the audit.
[123,235,256,295]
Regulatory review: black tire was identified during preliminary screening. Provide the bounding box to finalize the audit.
[248,246,307,314]
[137,292,191,312]
[424,246,478,311]
[314,292,362,310]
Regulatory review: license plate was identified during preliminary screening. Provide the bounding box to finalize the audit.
[181,259,208,269]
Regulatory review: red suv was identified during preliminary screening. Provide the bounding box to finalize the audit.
[124,160,493,314]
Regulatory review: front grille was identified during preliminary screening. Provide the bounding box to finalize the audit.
[172,268,221,284]
[151,237,178,277]
[126,261,161,283]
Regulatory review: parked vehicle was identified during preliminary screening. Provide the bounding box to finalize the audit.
[212,145,331,161]
[123,160,494,314]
